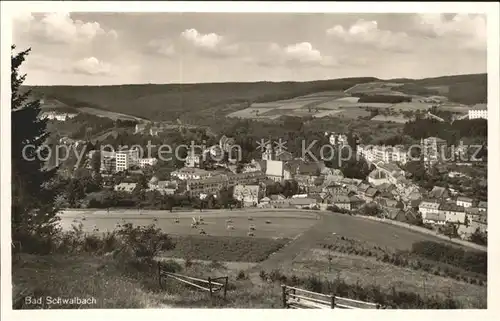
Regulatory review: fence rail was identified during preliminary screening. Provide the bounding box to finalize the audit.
[158,263,229,300]
[282,285,381,309]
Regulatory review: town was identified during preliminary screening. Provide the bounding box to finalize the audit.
[8,9,491,312]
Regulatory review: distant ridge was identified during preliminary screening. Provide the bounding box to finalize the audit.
[23,73,486,122]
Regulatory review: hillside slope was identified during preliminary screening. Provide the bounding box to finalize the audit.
[24,73,486,122]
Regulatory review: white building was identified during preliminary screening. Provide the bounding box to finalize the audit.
[468,104,487,120]
[439,203,466,224]
[357,145,408,165]
[171,167,212,180]
[326,132,348,147]
[265,160,290,182]
[114,182,137,193]
[185,151,202,168]
[418,200,441,222]
[115,149,139,172]
[139,158,158,168]
[39,111,78,121]
[456,196,474,208]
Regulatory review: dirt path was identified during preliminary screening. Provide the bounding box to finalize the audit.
[256,214,332,271]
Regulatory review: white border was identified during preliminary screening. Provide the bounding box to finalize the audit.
[1,2,499,321]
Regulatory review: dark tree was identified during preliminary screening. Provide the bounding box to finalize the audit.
[11,46,59,248]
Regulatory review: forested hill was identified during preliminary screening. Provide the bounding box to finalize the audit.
[24,73,486,122]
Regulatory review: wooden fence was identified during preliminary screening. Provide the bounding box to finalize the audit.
[282,285,382,309]
[158,264,229,300]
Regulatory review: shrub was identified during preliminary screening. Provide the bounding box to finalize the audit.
[116,223,175,259]
[185,258,193,268]
[269,269,282,282]
[83,234,102,253]
[236,270,247,280]
[304,275,323,293]
[259,270,267,280]
[160,260,183,273]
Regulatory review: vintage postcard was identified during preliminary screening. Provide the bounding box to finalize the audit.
[1,2,498,321]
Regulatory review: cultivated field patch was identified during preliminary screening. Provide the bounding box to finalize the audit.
[391,102,431,111]
[163,235,290,262]
[78,107,145,121]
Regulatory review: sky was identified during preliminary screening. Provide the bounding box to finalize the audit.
[12,12,487,85]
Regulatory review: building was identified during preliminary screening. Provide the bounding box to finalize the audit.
[233,184,260,207]
[357,145,409,165]
[39,111,78,121]
[266,160,289,182]
[289,198,318,209]
[114,182,137,193]
[326,132,348,147]
[418,200,441,222]
[465,207,487,224]
[439,203,466,224]
[393,209,420,225]
[185,150,202,168]
[100,150,117,173]
[147,177,177,195]
[478,201,487,212]
[421,137,447,167]
[134,123,148,134]
[185,172,266,196]
[115,149,140,172]
[468,104,487,120]
[367,168,391,186]
[429,186,449,200]
[456,196,474,208]
[186,175,229,196]
[139,158,158,168]
[171,167,213,180]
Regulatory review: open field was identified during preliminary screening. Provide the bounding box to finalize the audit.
[283,248,486,308]
[370,115,411,123]
[58,210,319,239]
[78,106,147,121]
[391,101,432,111]
[58,209,481,252]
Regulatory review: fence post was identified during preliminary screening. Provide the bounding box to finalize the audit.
[208,277,213,299]
[281,285,287,308]
[224,276,228,300]
[158,262,162,289]
[331,295,335,309]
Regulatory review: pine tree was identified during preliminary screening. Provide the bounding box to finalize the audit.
[11,46,59,249]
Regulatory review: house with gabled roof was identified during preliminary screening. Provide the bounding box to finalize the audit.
[456,196,474,208]
[439,202,466,224]
[478,201,487,212]
[429,186,449,200]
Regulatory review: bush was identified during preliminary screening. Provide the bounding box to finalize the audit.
[236,270,247,280]
[160,260,183,273]
[269,269,282,282]
[116,223,175,259]
[185,258,193,268]
[259,270,267,280]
